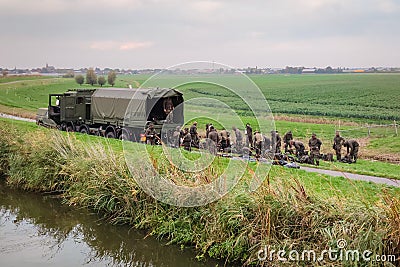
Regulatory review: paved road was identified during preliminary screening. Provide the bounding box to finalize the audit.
[0,113,35,123]
[301,166,400,187]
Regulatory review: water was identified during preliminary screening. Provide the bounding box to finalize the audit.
[0,181,222,267]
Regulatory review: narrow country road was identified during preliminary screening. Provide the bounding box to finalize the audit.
[301,166,400,187]
[0,113,35,123]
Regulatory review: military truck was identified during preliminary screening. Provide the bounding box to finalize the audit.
[45,87,184,142]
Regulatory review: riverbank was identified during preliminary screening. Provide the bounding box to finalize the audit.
[1,120,399,266]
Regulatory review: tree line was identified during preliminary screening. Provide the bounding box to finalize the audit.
[74,68,117,87]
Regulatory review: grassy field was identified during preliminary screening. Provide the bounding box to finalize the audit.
[1,117,399,266]
[133,73,400,122]
[1,73,400,122]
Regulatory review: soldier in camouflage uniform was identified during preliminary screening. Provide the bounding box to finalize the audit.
[333,131,345,161]
[290,140,306,157]
[207,126,219,155]
[308,133,322,166]
[219,129,230,152]
[283,130,293,153]
[232,126,243,153]
[245,123,253,148]
[271,130,282,154]
[253,131,263,159]
[190,121,199,148]
[343,139,359,163]
[182,128,192,151]
[145,124,157,145]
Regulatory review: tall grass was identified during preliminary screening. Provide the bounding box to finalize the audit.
[0,124,399,266]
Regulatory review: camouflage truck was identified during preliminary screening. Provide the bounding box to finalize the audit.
[45,87,184,142]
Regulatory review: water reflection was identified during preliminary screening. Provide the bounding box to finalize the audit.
[0,181,220,267]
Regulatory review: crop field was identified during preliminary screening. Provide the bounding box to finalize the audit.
[175,73,400,122]
[1,73,400,122]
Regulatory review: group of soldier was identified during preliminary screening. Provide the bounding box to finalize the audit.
[145,122,360,165]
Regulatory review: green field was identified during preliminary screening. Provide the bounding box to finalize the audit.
[1,73,400,121]
[177,73,400,121]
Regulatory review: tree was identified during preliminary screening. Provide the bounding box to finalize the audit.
[98,76,106,87]
[107,70,117,87]
[86,68,97,86]
[75,74,84,85]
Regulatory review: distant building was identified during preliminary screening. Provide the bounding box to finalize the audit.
[302,68,316,74]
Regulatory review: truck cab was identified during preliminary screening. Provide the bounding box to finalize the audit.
[48,89,95,131]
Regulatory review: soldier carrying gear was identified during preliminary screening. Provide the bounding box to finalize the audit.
[232,126,243,153]
[245,123,253,148]
[206,123,210,138]
[263,135,271,154]
[343,139,359,163]
[308,133,322,166]
[207,126,219,155]
[253,131,263,159]
[283,130,293,153]
[219,129,230,152]
[271,130,282,154]
[190,121,199,148]
[172,126,182,148]
[182,128,192,151]
[333,131,345,161]
[290,140,306,157]
[145,123,157,145]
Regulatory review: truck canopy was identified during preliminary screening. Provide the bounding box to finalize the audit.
[91,87,183,126]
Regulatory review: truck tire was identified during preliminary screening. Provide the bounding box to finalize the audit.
[79,125,89,134]
[120,132,130,141]
[106,131,116,139]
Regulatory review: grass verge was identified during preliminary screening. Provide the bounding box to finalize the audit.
[0,118,399,266]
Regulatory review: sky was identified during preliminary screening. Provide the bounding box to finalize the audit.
[1,0,399,69]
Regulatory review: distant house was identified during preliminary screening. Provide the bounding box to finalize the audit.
[302,68,316,74]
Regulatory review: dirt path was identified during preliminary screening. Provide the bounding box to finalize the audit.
[0,78,58,86]
[301,166,400,187]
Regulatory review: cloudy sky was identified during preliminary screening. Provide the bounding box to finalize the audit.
[1,0,399,69]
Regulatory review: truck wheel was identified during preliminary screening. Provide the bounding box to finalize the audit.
[106,131,116,139]
[79,126,89,134]
[120,132,130,141]
[60,123,67,131]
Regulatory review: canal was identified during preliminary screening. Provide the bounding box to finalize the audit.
[0,180,222,267]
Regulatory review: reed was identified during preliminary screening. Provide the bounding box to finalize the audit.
[1,124,399,266]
